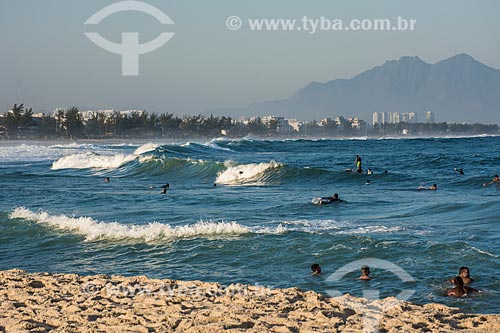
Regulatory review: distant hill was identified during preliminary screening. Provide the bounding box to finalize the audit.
[210,54,500,124]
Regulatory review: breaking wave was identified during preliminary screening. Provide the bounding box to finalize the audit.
[9,207,251,242]
[51,143,158,170]
[215,161,283,185]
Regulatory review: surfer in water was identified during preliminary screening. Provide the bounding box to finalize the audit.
[483,174,500,187]
[161,183,170,194]
[317,193,345,204]
[418,184,437,191]
[454,168,465,175]
[355,155,362,173]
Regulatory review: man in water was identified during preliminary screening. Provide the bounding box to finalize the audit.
[448,266,474,285]
[367,168,373,175]
[483,174,500,187]
[319,193,344,204]
[418,184,437,191]
[311,263,321,276]
[359,265,371,280]
[355,155,362,173]
[454,168,465,175]
[161,183,170,194]
[446,276,478,298]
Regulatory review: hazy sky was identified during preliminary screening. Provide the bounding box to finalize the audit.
[1,0,499,119]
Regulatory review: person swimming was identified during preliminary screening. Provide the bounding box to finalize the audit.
[418,184,437,191]
[454,168,465,175]
[318,193,345,204]
[311,263,322,276]
[483,174,500,187]
[367,168,373,175]
[104,177,110,183]
[458,266,474,285]
[359,265,371,280]
[161,183,170,194]
[446,276,478,298]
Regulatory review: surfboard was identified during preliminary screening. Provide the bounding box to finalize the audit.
[312,197,323,205]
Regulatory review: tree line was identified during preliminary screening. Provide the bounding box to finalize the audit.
[0,104,268,139]
[0,104,498,139]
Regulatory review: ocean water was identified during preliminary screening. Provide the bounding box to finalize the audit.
[1,136,499,314]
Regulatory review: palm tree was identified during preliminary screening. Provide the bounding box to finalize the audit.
[64,107,84,137]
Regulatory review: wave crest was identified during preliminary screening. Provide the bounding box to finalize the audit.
[51,143,158,170]
[9,207,250,242]
[215,160,282,185]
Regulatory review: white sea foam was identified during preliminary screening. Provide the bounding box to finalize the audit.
[215,160,282,185]
[268,219,404,235]
[469,245,498,258]
[9,207,251,242]
[133,142,158,155]
[0,143,93,163]
[51,152,136,170]
[51,143,158,170]
[338,225,404,234]
[9,207,406,241]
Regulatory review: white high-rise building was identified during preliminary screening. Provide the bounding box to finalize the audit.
[401,112,418,123]
[372,112,386,126]
[425,111,435,123]
[388,112,400,124]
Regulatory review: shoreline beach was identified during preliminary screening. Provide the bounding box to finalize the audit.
[1,269,499,333]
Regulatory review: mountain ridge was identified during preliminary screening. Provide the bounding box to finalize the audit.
[209,54,500,124]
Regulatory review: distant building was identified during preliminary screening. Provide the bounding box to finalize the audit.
[287,118,300,132]
[388,112,400,124]
[119,110,144,118]
[262,115,294,134]
[401,112,418,123]
[52,108,146,124]
[425,111,435,123]
[348,117,365,129]
[320,118,335,127]
[372,112,386,126]
[334,116,348,129]
[276,117,292,134]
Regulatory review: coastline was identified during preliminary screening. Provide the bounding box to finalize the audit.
[1,133,500,146]
[1,269,498,333]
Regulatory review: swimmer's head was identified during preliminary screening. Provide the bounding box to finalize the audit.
[311,263,321,274]
[459,266,470,277]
